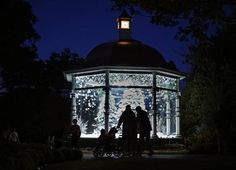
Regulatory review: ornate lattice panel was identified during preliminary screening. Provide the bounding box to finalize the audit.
[109,73,153,86]
[156,75,177,90]
[75,73,106,88]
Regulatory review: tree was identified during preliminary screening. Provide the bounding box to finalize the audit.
[0,87,71,142]
[45,48,85,95]
[0,0,41,91]
[181,24,236,154]
[0,0,85,141]
[0,0,46,139]
[112,0,236,41]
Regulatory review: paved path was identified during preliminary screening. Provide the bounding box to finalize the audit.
[42,151,236,170]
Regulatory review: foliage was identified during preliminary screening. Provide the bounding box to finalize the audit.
[0,0,41,91]
[0,0,85,142]
[0,88,71,142]
[0,0,84,93]
[112,0,236,41]
[0,141,83,170]
[181,24,236,154]
[45,48,85,94]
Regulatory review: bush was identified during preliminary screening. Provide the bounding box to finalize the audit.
[51,148,65,162]
[0,156,16,170]
[0,141,83,170]
[25,149,41,166]
[0,165,5,170]
[72,148,83,160]
[187,134,218,154]
[60,147,74,161]
[15,156,35,170]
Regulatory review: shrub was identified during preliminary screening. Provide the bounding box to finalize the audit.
[72,148,83,160]
[25,149,41,166]
[60,147,74,161]
[51,148,65,162]
[17,151,36,170]
[0,141,83,170]
[0,156,16,170]
[187,134,218,154]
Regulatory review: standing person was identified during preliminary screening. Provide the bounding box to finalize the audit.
[117,105,137,156]
[48,135,55,150]
[1,128,10,141]
[8,128,20,143]
[71,119,81,148]
[136,106,153,156]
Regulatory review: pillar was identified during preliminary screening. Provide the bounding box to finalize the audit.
[152,72,158,138]
[175,92,181,137]
[166,96,171,136]
[104,70,110,133]
[71,75,77,122]
[71,92,77,120]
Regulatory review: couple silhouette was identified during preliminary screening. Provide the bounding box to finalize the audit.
[117,105,153,156]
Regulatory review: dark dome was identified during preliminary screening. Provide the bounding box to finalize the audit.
[85,39,177,70]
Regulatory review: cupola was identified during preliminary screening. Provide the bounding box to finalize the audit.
[117,10,132,40]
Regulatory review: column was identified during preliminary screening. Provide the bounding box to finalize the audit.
[175,92,181,137]
[71,75,77,122]
[166,96,171,136]
[104,70,110,133]
[71,91,77,120]
[152,72,158,138]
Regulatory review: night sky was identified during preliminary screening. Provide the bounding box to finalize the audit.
[27,0,190,73]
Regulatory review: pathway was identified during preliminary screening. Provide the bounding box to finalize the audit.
[41,150,236,170]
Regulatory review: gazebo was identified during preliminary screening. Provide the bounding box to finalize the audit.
[64,11,185,138]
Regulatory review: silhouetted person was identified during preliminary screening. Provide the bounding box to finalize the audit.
[95,128,107,151]
[107,127,118,148]
[8,128,20,143]
[107,127,118,141]
[48,135,55,150]
[94,127,119,158]
[71,119,81,148]
[136,106,153,156]
[117,105,137,156]
[1,128,10,141]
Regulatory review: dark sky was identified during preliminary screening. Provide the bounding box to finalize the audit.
[27,0,190,73]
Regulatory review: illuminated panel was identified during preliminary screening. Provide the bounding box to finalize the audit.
[75,88,105,137]
[109,73,152,86]
[156,75,177,90]
[121,20,130,29]
[75,73,105,88]
[109,88,152,128]
[75,87,153,138]
[156,90,177,138]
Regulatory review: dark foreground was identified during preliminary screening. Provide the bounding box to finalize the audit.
[42,153,236,170]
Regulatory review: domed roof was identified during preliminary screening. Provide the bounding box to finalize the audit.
[85,39,177,70]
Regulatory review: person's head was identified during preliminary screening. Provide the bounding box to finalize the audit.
[126,105,131,110]
[135,106,142,112]
[100,129,106,135]
[109,127,118,135]
[72,119,77,125]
